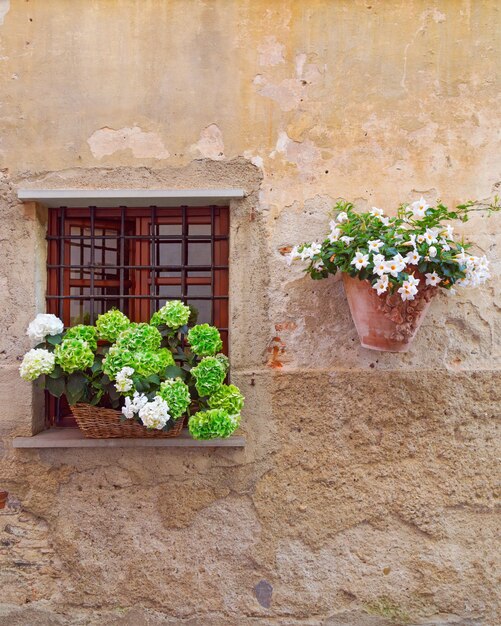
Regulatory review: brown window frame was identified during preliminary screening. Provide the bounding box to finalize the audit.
[46,205,229,424]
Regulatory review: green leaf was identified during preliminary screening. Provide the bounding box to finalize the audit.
[66,373,87,406]
[146,374,160,385]
[164,365,185,379]
[90,360,102,374]
[46,333,63,346]
[45,376,65,398]
[48,364,64,379]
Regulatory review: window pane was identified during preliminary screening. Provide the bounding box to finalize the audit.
[189,223,211,236]
[158,224,182,236]
[159,242,182,266]
[158,285,182,299]
[188,299,212,324]
[188,242,211,265]
[188,284,211,297]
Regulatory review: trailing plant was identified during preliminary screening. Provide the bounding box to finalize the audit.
[19,301,243,439]
[288,197,500,300]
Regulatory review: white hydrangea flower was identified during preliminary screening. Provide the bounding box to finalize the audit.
[139,396,171,430]
[27,314,64,343]
[115,366,135,392]
[121,391,149,419]
[19,348,55,381]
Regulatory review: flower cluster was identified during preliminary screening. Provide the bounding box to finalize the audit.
[190,356,226,397]
[122,391,149,419]
[122,392,171,430]
[158,378,191,419]
[115,366,135,393]
[115,323,162,351]
[103,345,174,380]
[188,409,240,440]
[289,198,496,301]
[19,348,55,381]
[96,309,130,342]
[54,338,94,373]
[187,324,223,357]
[150,300,191,329]
[207,384,244,415]
[64,325,98,351]
[27,314,64,343]
[138,396,171,430]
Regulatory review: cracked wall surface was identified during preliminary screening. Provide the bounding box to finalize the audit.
[0,1,500,624]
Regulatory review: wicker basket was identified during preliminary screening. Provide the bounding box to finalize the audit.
[71,403,185,439]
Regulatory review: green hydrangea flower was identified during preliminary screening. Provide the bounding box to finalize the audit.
[208,384,244,414]
[103,346,175,380]
[64,325,98,351]
[96,309,130,342]
[187,324,223,357]
[215,353,229,373]
[190,356,226,397]
[116,323,162,351]
[188,409,240,440]
[150,300,191,329]
[54,338,94,374]
[158,378,191,419]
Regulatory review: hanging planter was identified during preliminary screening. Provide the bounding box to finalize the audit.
[19,304,243,440]
[289,197,499,352]
[342,273,436,352]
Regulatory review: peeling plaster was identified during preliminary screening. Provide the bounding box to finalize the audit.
[258,36,285,67]
[87,126,170,160]
[273,131,322,173]
[0,1,9,26]
[190,124,225,160]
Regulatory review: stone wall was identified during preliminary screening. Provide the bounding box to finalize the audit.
[0,1,500,624]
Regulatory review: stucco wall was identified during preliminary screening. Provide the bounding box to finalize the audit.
[0,1,500,624]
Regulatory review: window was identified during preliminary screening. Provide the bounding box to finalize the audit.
[46,205,229,424]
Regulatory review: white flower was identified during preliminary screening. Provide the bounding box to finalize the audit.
[368,239,383,252]
[27,314,64,343]
[313,260,325,271]
[351,251,370,269]
[425,272,441,287]
[398,280,418,301]
[121,391,149,419]
[379,216,390,226]
[442,224,454,239]
[299,243,321,261]
[19,348,55,381]
[328,227,341,243]
[373,275,389,295]
[287,245,300,265]
[370,207,384,217]
[372,254,388,277]
[423,228,440,245]
[417,234,426,244]
[428,245,437,258]
[385,255,406,278]
[115,366,135,393]
[406,274,420,287]
[409,234,417,249]
[336,212,349,223]
[439,238,450,251]
[139,396,171,430]
[409,197,430,219]
[340,236,354,246]
[406,250,420,265]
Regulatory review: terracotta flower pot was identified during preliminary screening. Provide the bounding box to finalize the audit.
[342,273,436,352]
[0,491,8,510]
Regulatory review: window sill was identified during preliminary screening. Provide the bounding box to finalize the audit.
[13,428,246,449]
